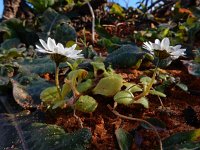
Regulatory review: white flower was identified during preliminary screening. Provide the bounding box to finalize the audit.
[143,37,186,60]
[35,37,83,59]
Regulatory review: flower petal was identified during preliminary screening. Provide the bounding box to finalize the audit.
[161,37,170,50]
[57,43,65,51]
[35,48,54,53]
[173,45,182,51]
[155,39,160,45]
[47,37,56,51]
[152,43,160,50]
[143,42,153,51]
[39,39,49,50]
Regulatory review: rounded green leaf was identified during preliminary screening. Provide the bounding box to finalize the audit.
[140,76,154,85]
[40,86,59,104]
[176,83,188,92]
[149,90,166,97]
[77,79,93,93]
[93,75,123,97]
[61,82,71,98]
[115,128,133,150]
[124,83,142,93]
[134,97,149,108]
[114,91,134,105]
[75,95,98,113]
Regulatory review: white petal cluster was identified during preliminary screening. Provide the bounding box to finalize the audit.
[35,37,83,59]
[143,37,186,60]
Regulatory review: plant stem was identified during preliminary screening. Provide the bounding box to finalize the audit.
[107,105,163,150]
[55,63,62,99]
[135,60,159,100]
[87,2,95,43]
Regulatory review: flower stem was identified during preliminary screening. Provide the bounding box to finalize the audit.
[135,60,159,100]
[55,63,62,99]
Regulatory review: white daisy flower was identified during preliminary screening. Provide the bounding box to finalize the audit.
[143,37,186,60]
[35,37,83,59]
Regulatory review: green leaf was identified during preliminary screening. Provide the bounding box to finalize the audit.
[133,97,149,108]
[161,28,169,38]
[140,76,153,85]
[93,74,123,97]
[0,114,92,150]
[0,18,22,39]
[54,23,77,44]
[61,82,71,99]
[0,38,20,50]
[40,8,70,34]
[81,46,97,59]
[163,129,200,149]
[91,62,107,77]
[19,56,69,74]
[40,86,60,106]
[104,44,146,68]
[176,83,188,92]
[124,83,143,93]
[114,91,134,105]
[77,79,93,93]
[0,18,38,46]
[0,49,23,62]
[75,95,98,113]
[149,90,166,97]
[110,4,125,17]
[141,118,166,130]
[27,0,56,12]
[115,128,133,150]
[95,25,112,39]
[67,69,88,95]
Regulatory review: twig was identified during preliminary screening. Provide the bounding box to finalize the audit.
[87,2,95,43]
[158,96,165,108]
[47,14,59,36]
[73,109,83,128]
[107,105,163,150]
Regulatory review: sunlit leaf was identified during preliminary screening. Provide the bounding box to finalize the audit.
[114,91,134,105]
[91,62,107,77]
[67,69,88,95]
[110,4,125,17]
[124,83,143,93]
[77,79,93,93]
[75,95,98,113]
[140,76,154,85]
[149,90,166,97]
[133,97,149,108]
[40,86,60,106]
[93,74,123,97]
[61,82,71,99]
